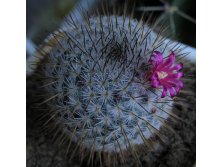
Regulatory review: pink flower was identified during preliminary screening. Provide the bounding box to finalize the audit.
[148,51,184,98]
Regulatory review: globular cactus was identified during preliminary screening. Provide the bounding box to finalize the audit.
[32,7,186,167]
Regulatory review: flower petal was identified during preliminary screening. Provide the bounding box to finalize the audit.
[150,73,158,80]
[163,51,175,68]
[161,87,167,98]
[162,80,177,87]
[166,79,184,88]
[151,79,161,88]
[171,63,183,71]
[168,87,176,97]
[176,80,184,88]
[149,51,163,65]
[174,87,180,94]
[167,72,184,79]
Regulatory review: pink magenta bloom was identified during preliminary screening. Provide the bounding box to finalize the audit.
[148,51,184,98]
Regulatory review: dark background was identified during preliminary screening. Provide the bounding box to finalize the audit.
[26,0,195,48]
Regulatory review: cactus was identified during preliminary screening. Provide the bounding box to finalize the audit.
[32,9,186,166]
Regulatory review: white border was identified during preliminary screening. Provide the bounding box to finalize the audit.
[0,0,26,167]
[197,0,221,166]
